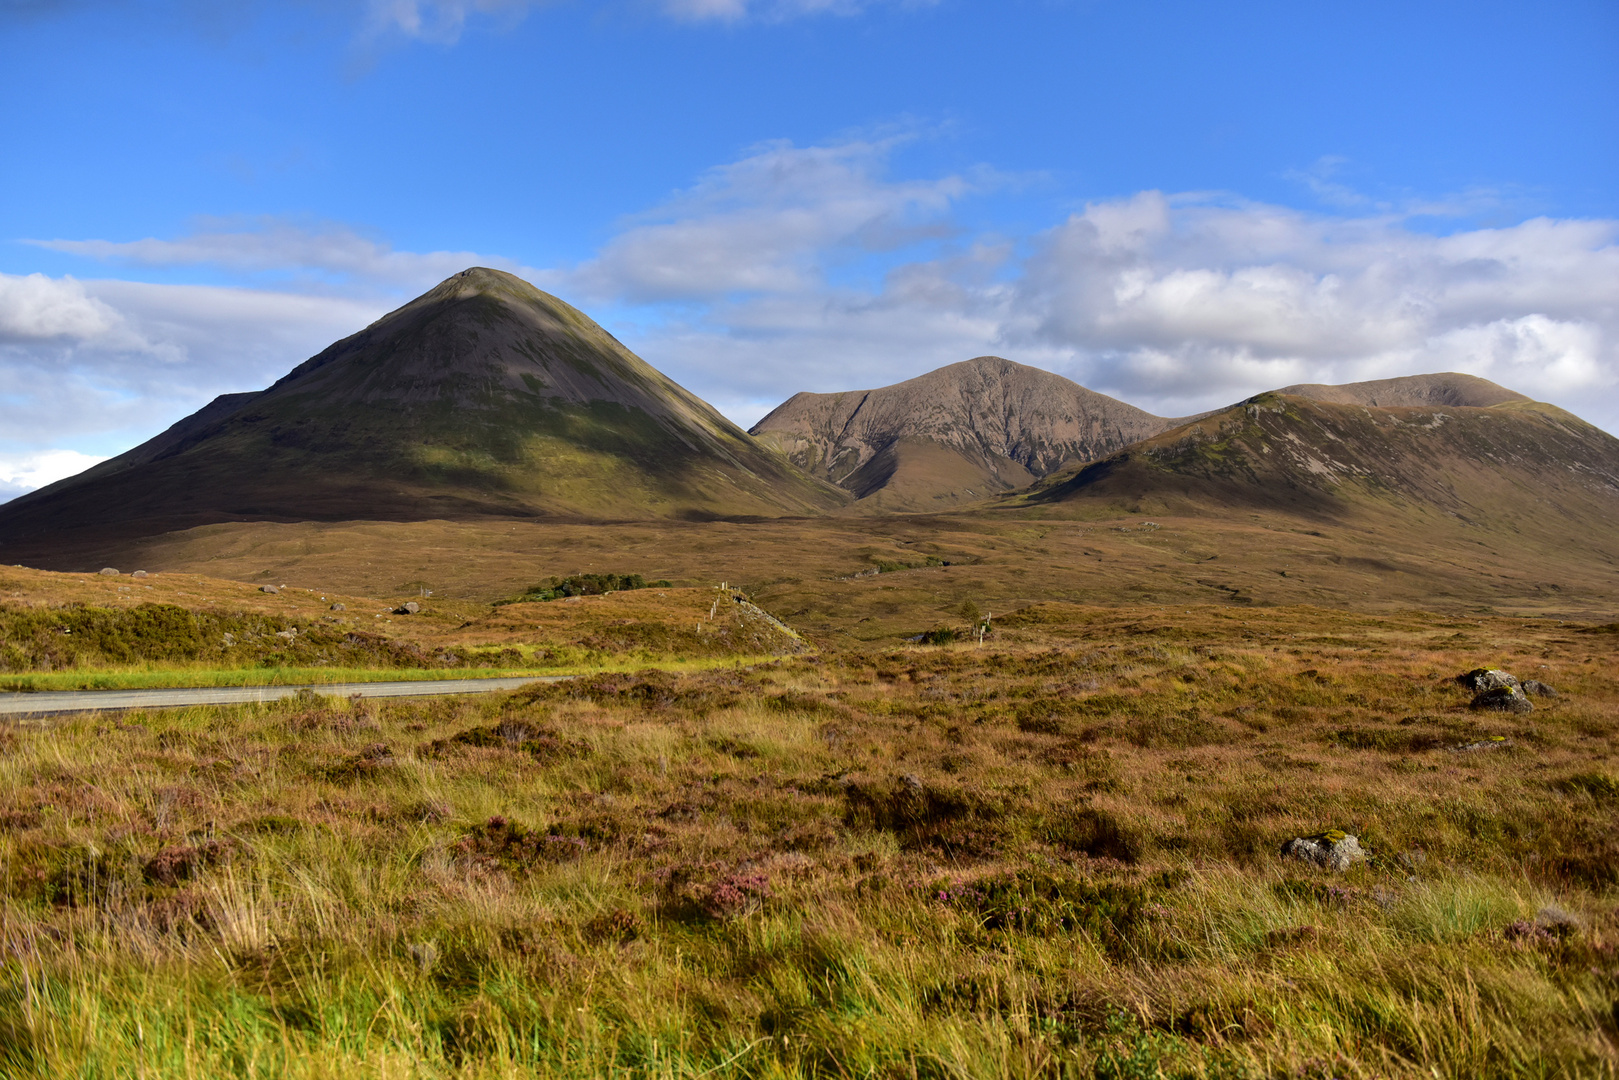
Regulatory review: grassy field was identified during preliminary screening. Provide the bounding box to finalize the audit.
[0,603,1614,1077]
[67,497,1619,642]
[0,569,804,694]
[0,657,796,694]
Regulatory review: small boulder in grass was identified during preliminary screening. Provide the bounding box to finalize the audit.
[396,601,421,615]
[1457,668,1518,692]
[1522,679,1558,698]
[330,602,346,612]
[1471,686,1534,714]
[98,567,119,576]
[1280,830,1366,872]
[132,570,148,578]
[261,584,279,594]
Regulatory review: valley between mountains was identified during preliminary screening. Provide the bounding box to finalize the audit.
[0,269,1616,1079]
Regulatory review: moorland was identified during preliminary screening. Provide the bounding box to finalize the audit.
[0,268,1616,1077]
[0,583,1614,1078]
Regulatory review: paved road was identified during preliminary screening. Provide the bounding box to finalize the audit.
[0,675,566,718]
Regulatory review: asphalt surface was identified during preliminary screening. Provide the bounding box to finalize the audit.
[0,675,566,718]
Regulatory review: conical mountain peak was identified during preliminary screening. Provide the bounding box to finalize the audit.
[0,270,846,563]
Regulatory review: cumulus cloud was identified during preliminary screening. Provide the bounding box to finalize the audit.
[1006,192,1619,417]
[0,450,109,504]
[0,273,124,342]
[571,137,977,304]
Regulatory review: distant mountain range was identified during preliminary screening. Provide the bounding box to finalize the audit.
[2,268,1615,570]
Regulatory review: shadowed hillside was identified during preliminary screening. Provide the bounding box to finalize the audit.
[750,357,1175,511]
[0,269,847,567]
[1018,392,1619,536]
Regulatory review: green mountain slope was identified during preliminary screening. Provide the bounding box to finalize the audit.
[1016,392,1619,540]
[0,269,846,566]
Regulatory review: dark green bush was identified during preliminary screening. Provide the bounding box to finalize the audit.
[501,573,672,605]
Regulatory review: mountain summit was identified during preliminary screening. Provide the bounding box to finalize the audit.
[750,357,1175,511]
[1276,372,1531,409]
[0,269,845,563]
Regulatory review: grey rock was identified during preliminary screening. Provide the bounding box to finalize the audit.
[98,567,119,576]
[131,570,148,578]
[396,601,421,615]
[260,585,279,594]
[1280,831,1366,871]
[1471,686,1533,714]
[1458,668,1518,692]
[1522,679,1558,697]
[329,602,346,612]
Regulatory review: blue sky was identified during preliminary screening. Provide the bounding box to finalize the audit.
[2,0,1616,497]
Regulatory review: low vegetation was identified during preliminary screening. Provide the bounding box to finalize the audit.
[499,573,674,606]
[0,572,802,689]
[0,601,483,677]
[0,604,1614,1076]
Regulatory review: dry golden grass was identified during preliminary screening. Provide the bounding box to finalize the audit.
[0,603,1614,1077]
[59,498,1616,650]
[0,565,802,687]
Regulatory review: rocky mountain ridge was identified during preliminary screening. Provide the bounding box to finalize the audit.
[750,357,1177,511]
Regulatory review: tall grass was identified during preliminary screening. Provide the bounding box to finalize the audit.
[0,614,1614,1077]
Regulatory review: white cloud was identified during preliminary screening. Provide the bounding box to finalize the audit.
[0,450,108,504]
[0,273,122,342]
[570,137,976,304]
[1005,193,1619,419]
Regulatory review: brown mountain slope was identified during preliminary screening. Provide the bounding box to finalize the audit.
[0,269,847,568]
[750,356,1175,511]
[1016,393,1619,550]
[1277,371,1530,408]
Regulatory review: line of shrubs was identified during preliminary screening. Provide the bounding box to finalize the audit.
[498,572,672,606]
